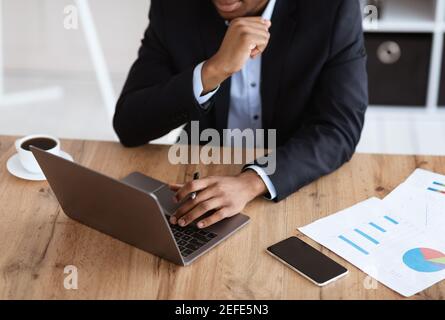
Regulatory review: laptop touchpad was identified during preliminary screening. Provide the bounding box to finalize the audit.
[120,172,164,192]
[153,185,180,216]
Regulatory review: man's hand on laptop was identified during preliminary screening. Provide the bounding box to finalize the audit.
[169,171,267,228]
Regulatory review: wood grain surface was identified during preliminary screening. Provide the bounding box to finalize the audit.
[0,136,444,300]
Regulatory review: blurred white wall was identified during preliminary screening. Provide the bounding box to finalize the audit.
[4,0,150,75]
[2,0,445,153]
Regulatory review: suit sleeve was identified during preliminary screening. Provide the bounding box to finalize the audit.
[113,0,206,147]
[263,0,368,201]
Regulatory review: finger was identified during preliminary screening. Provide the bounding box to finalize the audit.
[239,22,270,34]
[236,24,270,38]
[174,177,214,202]
[169,183,183,191]
[197,208,230,229]
[230,19,270,36]
[234,16,265,22]
[169,184,184,204]
[170,185,220,223]
[243,39,269,57]
[250,48,261,58]
[178,198,224,227]
[247,34,269,55]
[233,21,270,49]
[241,32,270,48]
[232,17,271,27]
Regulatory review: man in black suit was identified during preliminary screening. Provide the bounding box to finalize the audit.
[113,0,368,229]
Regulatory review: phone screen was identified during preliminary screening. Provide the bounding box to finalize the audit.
[267,237,348,286]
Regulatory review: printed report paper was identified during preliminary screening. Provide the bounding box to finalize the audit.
[299,195,445,297]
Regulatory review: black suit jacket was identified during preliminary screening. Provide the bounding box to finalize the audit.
[113,0,368,201]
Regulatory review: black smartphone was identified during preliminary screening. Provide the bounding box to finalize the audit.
[267,237,348,286]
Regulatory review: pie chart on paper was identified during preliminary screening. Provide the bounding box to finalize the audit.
[403,248,445,273]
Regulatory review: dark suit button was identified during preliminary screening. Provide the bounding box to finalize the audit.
[250,82,257,88]
[253,115,259,120]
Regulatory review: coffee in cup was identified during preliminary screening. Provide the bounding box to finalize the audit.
[15,134,60,174]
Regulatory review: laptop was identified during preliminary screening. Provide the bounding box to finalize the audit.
[31,147,250,266]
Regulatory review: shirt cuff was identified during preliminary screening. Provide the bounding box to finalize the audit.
[244,165,277,200]
[193,61,219,106]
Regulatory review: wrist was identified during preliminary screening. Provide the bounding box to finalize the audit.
[238,170,267,200]
[201,57,231,94]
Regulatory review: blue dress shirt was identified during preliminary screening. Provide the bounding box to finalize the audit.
[192,0,277,200]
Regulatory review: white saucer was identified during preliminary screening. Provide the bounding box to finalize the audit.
[6,151,74,181]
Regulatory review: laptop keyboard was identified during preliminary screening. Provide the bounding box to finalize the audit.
[170,223,217,257]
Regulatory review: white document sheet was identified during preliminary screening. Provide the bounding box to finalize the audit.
[299,195,445,297]
[384,169,445,232]
[402,168,445,191]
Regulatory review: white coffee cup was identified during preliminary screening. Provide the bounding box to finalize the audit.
[15,134,61,174]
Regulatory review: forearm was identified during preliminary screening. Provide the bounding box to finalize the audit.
[113,67,200,147]
[269,119,364,201]
[200,57,231,95]
[267,0,368,201]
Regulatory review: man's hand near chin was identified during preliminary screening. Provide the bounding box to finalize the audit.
[200,17,271,94]
[169,171,267,229]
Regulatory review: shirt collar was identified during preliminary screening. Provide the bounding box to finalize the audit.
[224,0,277,25]
[261,0,276,21]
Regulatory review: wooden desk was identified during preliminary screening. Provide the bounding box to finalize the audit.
[0,136,444,300]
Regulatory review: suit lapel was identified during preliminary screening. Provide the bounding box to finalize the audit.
[261,0,299,129]
[198,0,231,131]
[198,0,227,59]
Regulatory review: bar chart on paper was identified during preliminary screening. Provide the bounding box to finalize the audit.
[427,181,445,196]
[384,171,445,232]
[299,197,445,297]
[337,215,399,255]
[403,169,445,197]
